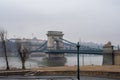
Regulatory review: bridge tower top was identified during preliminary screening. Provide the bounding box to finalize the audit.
[47,31,64,50]
[47,31,64,36]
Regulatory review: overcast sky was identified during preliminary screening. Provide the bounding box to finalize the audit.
[0,0,120,45]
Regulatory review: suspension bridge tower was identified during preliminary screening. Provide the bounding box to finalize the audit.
[46,31,64,58]
[44,31,66,66]
[47,31,64,50]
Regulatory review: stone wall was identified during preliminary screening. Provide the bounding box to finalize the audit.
[114,51,120,65]
[103,42,120,65]
[103,42,114,65]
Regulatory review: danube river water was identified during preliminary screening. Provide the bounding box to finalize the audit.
[0,54,102,69]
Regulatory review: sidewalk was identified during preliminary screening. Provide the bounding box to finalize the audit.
[0,65,120,78]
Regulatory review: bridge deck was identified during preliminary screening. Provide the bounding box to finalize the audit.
[45,50,103,54]
[31,50,103,55]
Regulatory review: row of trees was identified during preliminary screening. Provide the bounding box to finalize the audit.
[0,29,28,70]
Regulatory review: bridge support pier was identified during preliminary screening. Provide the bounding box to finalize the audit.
[43,53,66,66]
[46,53,64,58]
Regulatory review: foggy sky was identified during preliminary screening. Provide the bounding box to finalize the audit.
[0,0,120,45]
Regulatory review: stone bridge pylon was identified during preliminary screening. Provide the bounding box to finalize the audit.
[43,31,66,66]
[46,31,65,58]
[47,31,64,50]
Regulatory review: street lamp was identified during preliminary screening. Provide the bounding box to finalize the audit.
[77,42,80,80]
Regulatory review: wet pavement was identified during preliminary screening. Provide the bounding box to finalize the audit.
[0,76,119,80]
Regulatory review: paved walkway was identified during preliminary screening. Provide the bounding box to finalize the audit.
[1,65,120,79]
[0,76,118,80]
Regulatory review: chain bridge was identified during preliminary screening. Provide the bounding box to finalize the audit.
[30,31,103,55]
[28,31,118,65]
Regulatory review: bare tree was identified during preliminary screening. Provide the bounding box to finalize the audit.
[16,39,29,69]
[0,29,9,70]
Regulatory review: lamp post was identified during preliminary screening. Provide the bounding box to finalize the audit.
[77,42,80,80]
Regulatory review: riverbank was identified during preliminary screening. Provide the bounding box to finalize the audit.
[0,65,120,78]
